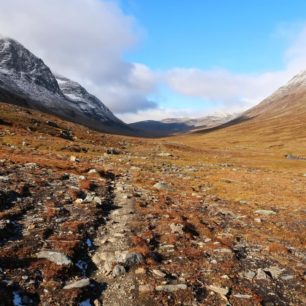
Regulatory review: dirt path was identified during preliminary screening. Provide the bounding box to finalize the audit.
[92,173,140,306]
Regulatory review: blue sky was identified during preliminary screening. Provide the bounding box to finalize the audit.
[121,0,306,72]
[115,0,306,121]
[2,0,306,122]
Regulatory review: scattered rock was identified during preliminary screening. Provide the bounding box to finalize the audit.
[139,284,154,293]
[154,182,170,190]
[156,284,187,292]
[0,176,9,182]
[60,129,74,141]
[63,278,90,290]
[281,275,294,281]
[70,155,79,162]
[255,210,277,216]
[256,268,269,280]
[207,285,229,297]
[264,266,285,279]
[170,223,184,235]
[106,148,120,155]
[135,267,146,275]
[152,269,166,278]
[36,251,72,266]
[46,120,59,128]
[112,265,126,277]
[124,253,144,268]
[157,152,173,157]
[240,270,256,281]
[233,294,252,299]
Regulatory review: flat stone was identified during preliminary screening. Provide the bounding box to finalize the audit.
[233,294,252,299]
[64,278,90,290]
[207,285,229,296]
[135,267,146,275]
[0,176,9,182]
[154,182,169,190]
[157,152,172,157]
[281,275,294,281]
[70,156,77,162]
[255,210,276,216]
[214,248,232,254]
[36,251,72,266]
[93,197,102,205]
[156,284,187,292]
[152,269,166,278]
[264,266,285,279]
[256,268,269,280]
[170,223,184,235]
[240,271,256,281]
[139,284,154,293]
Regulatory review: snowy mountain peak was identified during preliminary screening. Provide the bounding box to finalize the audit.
[286,70,306,88]
[55,75,123,124]
[0,38,60,94]
[0,36,129,134]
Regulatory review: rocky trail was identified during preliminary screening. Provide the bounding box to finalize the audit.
[0,103,305,305]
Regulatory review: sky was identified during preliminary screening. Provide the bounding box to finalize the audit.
[1,0,306,122]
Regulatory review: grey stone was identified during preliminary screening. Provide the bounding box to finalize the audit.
[124,253,144,267]
[154,182,169,190]
[256,268,269,280]
[112,265,126,277]
[170,223,184,235]
[64,278,90,290]
[36,251,72,266]
[156,284,187,292]
[139,284,154,293]
[264,266,285,279]
[157,152,172,157]
[255,210,276,216]
[233,294,252,299]
[207,285,229,296]
[0,176,9,182]
[152,269,166,278]
[281,275,294,281]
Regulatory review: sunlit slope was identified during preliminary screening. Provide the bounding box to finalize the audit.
[186,71,306,154]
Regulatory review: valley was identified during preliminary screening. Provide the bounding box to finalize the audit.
[0,102,305,305]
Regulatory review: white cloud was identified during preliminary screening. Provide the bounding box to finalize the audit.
[0,0,157,113]
[164,24,306,113]
[1,0,306,122]
[118,107,212,123]
[165,68,291,110]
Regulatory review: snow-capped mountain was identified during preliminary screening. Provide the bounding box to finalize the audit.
[55,75,123,125]
[130,113,239,137]
[161,112,238,127]
[0,37,129,134]
[244,70,306,119]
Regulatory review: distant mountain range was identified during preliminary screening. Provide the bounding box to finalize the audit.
[1,36,305,138]
[0,37,131,135]
[130,113,239,137]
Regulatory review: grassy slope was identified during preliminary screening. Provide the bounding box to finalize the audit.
[1,100,305,305]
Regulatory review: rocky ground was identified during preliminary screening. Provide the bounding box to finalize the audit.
[0,102,305,305]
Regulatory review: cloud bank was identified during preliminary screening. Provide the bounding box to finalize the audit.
[1,0,306,122]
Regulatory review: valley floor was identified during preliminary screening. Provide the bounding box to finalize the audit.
[0,103,305,305]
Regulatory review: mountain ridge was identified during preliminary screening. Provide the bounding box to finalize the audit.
[0,37,131,135]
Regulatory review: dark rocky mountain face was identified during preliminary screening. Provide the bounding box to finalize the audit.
[0,37,130,134]
[0,38,60,94]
